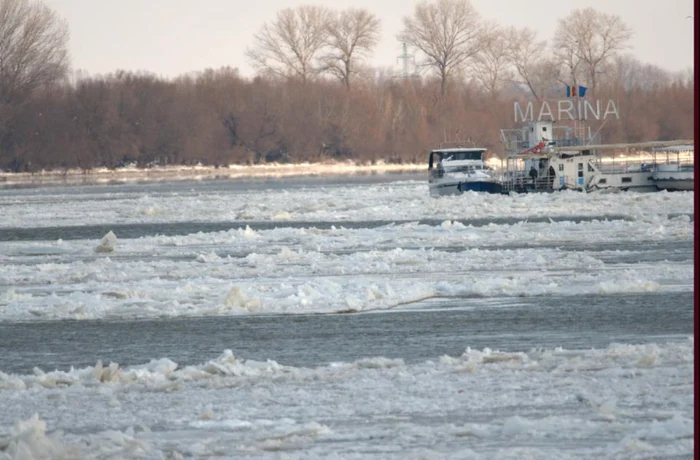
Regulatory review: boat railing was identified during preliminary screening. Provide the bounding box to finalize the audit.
[595,156,657,174]
[500,174,555,193]
[500,124,600,155]
[597,163,648,174]
[502,137,590,154]
[654,153,694,167]
[594,150,693,171]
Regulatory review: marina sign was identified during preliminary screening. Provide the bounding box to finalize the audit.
[514,99,620,123]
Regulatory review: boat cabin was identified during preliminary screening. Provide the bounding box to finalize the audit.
[427,147,502,195]
[428,148,488,179]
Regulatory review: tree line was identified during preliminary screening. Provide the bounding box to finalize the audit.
[0,0,693,173]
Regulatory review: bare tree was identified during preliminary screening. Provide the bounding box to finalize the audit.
[553,7,632,95]
[506,26,559,100]
[470,23,511,99]
[246,5,332,84]
[553,36,584,91]
[0,0,69,103]
[321,8,380,90]
[605,54,670,91]
[398,0,482,97]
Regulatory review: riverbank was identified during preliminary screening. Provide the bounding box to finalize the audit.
[0,161,426,186]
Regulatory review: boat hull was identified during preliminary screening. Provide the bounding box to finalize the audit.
[653,168,694,191]
[458,181,503,194]
[429,179,502,196]
[654,179,694,191]
[589,183,659,193]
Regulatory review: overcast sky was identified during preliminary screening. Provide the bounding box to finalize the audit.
[44,0,694,79]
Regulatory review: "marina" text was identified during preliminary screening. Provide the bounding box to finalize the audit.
[514,100,620,122]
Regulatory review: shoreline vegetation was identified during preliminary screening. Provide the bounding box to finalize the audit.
[0,161,427,186]
[0,0,693,176]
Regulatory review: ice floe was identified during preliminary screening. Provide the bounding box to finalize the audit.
[0,340,692,458]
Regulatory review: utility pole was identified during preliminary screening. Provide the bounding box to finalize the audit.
[398,43,411,78]
[396,43,418,80]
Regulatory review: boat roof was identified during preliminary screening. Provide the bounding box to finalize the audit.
[506,153,551,159]
[547,139,693,154]
[506,139,694,159]
[653,144,694,153]
[430,147,486,153]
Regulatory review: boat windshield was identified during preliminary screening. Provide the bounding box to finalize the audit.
[443,151,484,161]
[429,149,486,169]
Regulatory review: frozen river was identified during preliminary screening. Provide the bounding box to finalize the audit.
[0,292,693,374]
[0,173,694,459]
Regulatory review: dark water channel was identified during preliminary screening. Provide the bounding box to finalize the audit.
[0,291,692,374]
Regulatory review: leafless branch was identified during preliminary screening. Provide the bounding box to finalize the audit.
[398,0,483,96]
[0,0,70,103]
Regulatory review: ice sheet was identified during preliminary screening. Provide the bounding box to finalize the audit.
[0,340,693,458]
[0,178,694,459]
[0,182,692,229]
[0,215,693,321]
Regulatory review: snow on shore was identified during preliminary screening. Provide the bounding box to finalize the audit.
[0,161,425,186]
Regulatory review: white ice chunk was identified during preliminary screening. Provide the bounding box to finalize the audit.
[0,414,67,459]
[222,287,261,312]
[94,231,118,253]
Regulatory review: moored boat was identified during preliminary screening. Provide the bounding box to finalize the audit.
[428,146,502,196]
[499,120,693,193]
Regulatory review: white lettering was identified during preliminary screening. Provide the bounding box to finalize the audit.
[514,102,534,122]
[537,101,554,121]
[584,100,600,120]
[514,99,619,121]
[603,100,620,119]
[557,100,575,120]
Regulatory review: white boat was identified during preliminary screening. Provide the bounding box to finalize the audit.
[428,146,502,196]
[651,145,694,191]
[499,120,693,193]
[580,153,657,192]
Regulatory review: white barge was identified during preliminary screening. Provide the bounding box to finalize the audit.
[498,120,693,193]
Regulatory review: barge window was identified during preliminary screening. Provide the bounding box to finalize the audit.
[558,164,564,171]
[621,177,632,183]
[598,178,607,184]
